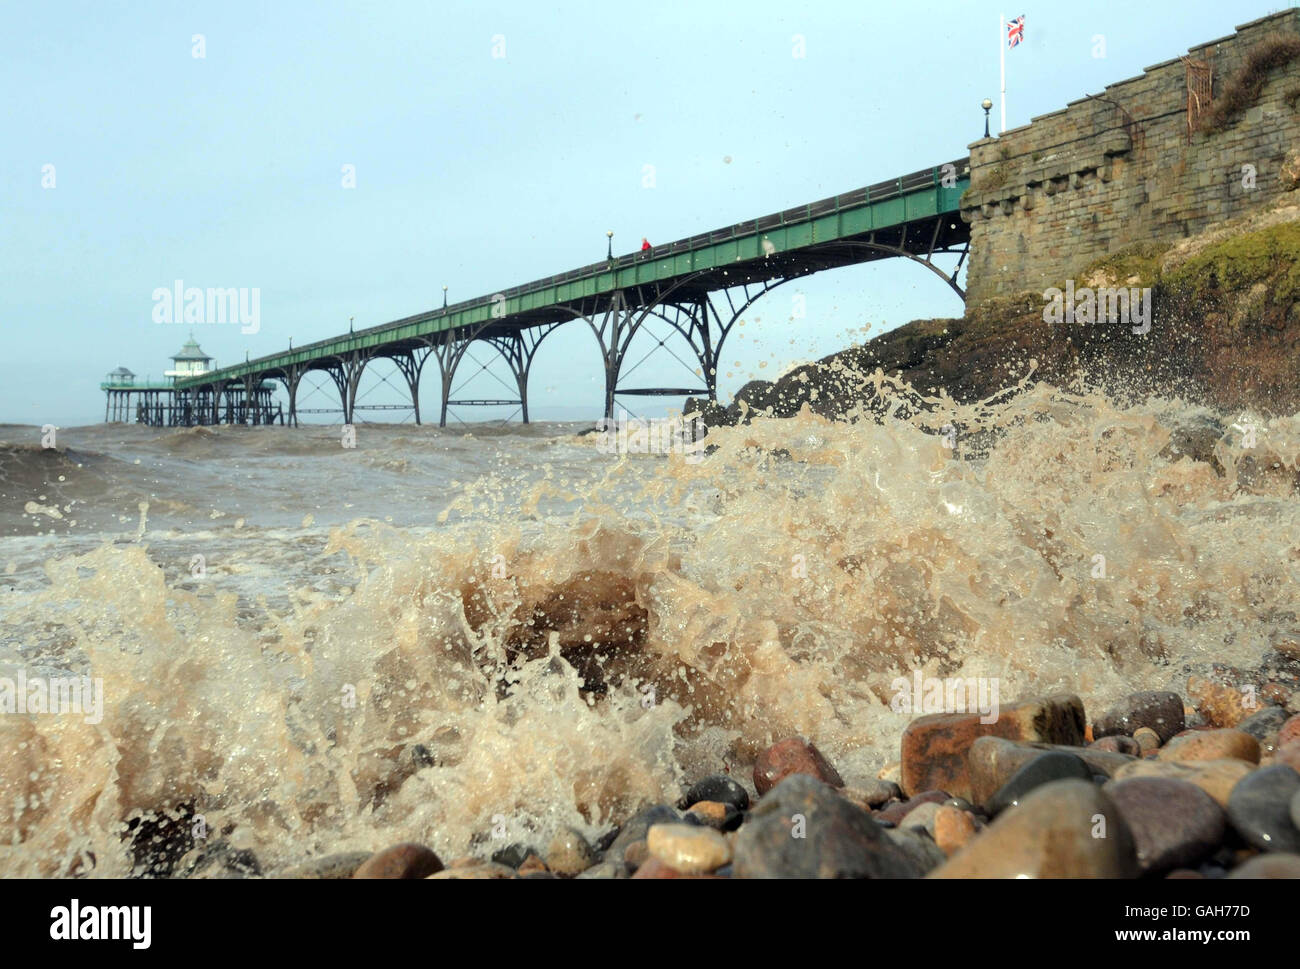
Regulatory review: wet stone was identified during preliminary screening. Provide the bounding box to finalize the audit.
[967,737,1135,807]
[605,804,681,868]
[545,826,596,877]
[933,805,977,857]
[353,842,444,879]
[1112,758,1255,809]
[930,779,1138,879]
[1157,728,1260,764]
[1237,706,1289,754]
[428,862,517,879]
[1278,714,1300,749]
[985,751,1094,815]
[733,774,924,878]
[646,822,732,874]
[1132,727,1161,753]
[1091,735,1141,755]
[685,800,743,831]
[753,737,844,795]
[1226,765,1300,853]
[1103,776,1226,874]
[900,694,1085,800]
[877,789,951,825]
[678,774,750,812]
[1093,691,1185,744]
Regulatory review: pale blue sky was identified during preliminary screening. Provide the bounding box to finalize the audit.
[0,0,1281,426]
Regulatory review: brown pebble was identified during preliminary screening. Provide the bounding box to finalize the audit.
[1133,727,1161,753]
[1280,714,1300,749]
[1158,728,1260,764]
[933,804,976,857]
[753,737,844,795]
[353,842,444,879]
[686,800,729,826]
[1275,740,1300,773]
[1091,735,1140,755]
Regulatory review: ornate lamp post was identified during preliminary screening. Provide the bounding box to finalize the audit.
[606,230,614,260]
[982,99,993,138]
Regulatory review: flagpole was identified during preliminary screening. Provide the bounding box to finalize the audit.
[999,12,1007,133]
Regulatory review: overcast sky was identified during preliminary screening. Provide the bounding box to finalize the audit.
[0,0,1278,426]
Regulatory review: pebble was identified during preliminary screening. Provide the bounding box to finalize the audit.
[733,774,923,878]
[685,800,742,831]
[967,737,1134,807]
[985,750,1093,815]
[678,774,750,811]
[1226,853,1300,878]
[899,800,942,834]
[839,779,902,809]
[900,694,1085,800]
[933,805,977,856]
[1132,727,1161,753]
[427,862,517,879]
[877,789,950,825]
[1093,691,1186,744]
[1279,714,1300,749]
[604,803,681,868]
[1237,706,1289,753]
[1226,765,1300,852]
[929,779,1138,878]
[1090,735,1140,755]
[1157,728,1260,764]
[1111,757,1255,808]
[352,842,444,879]
[1276,740,1300,773]
[545,826,596,877]
[753,737,844,795]
[631,857,723,879]
[646,822,732,874]
[1103,776,1226,873]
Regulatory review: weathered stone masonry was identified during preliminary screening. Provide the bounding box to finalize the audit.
[961,9,1300,304]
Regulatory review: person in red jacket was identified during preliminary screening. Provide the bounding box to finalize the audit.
[641,237,652,253]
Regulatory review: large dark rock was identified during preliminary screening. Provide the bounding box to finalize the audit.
[1093,691,1186,744]
[733,775,924,878]
[1104,776,1226,873]
[1226,765,1300,853]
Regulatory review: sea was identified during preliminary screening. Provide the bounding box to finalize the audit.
[1,377,1297,876]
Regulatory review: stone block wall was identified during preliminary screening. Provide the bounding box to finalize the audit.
[960,9,1300,304]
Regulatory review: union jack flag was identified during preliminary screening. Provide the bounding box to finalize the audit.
[1007,15,1025,48]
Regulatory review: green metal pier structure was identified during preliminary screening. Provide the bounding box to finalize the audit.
[171,158,971,427]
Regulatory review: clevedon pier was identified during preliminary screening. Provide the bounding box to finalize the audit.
[136,160,971,427]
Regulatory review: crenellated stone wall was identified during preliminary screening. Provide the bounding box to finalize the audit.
[961,9,1300,304]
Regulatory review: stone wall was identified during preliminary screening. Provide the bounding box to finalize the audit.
[961,9,1300,304]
